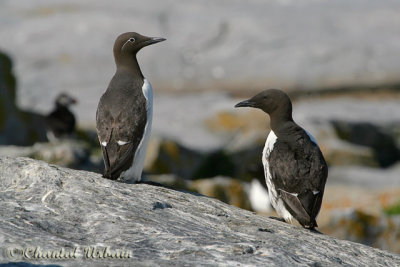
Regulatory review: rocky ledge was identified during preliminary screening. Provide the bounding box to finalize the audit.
[0,157,399,266]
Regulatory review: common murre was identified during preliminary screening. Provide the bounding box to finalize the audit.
[235,89,328,230]
[96,32,166,181]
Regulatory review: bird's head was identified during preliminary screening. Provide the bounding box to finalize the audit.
[55,93,77,108]
[234,89,292,117]
[113,32,166,56]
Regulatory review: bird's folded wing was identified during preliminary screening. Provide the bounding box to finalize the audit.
[278,189,318,227]
[268,139,327,224]
[97,101,147,179]
[101,140,135,179]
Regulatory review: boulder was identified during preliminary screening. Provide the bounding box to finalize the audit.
[324,209,400,253]
[148,175,253,211]
[190,176,252,211]
[145,136,245,180]
[144,137,204,179]
[331,120,400,167]
[0,156,399,266]
[0,51,47,146]
[321,138,378,167]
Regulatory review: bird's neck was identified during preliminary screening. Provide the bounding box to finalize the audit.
[115,53,144,79]
[269,112,297,137]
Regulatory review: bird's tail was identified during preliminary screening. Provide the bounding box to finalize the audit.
[304,219,318,230]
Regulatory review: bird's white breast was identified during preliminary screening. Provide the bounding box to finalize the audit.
[262,130,293,222]
[119,79,153,182]
[262,130,277,169]
[262,130,277,204]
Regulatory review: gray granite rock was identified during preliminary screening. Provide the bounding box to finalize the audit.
[0,157,399,266]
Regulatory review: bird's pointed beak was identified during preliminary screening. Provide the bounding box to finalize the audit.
[143,37,166,46]
[234,99,255,108]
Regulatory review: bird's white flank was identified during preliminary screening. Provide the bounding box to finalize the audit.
[119,79,153,182]
[262,130,294,222]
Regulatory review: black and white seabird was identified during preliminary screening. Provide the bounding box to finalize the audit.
[45,93,77,142]
[96,32,165,181]
[235,89,328,229]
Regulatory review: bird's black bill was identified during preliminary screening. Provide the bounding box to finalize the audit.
[234,99,254,108]
[144,37,166,46]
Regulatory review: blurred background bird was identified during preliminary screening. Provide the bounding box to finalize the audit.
[45,93,77,142]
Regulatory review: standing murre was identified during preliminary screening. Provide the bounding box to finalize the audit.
[96,32,166,181]
[235,89,328,230]
[46,93,77,142]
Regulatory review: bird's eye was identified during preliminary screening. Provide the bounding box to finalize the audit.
[129,38,135,42]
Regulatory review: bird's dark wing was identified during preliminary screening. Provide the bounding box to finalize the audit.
[96,92,147,179]
[268,131,328,228]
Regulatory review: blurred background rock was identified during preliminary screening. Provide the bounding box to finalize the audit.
[0,0,399,253]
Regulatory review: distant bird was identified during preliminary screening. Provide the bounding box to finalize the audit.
[45,93,77,142]
[96,32,165,181]
[235,89,328,230]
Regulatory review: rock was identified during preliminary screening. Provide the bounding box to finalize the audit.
[317,184,400,253]
[149,175,253,211]
[192,150,235,179]
[292,97,400,168]
[145,136,245,180]
[227,142,266,182]
[144,137,204,179]
[289,117,382,168]
[190,176,252,210]
[153,93,240,152]
[327,164,400,188]
[0,157,399,266]
[0,50,47,146]
[331,120,400,167]
[205,110,268,137]
[0,140,102,173]
[146,174,193,193]
[324,209,400,253]
[321,138,378,167]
